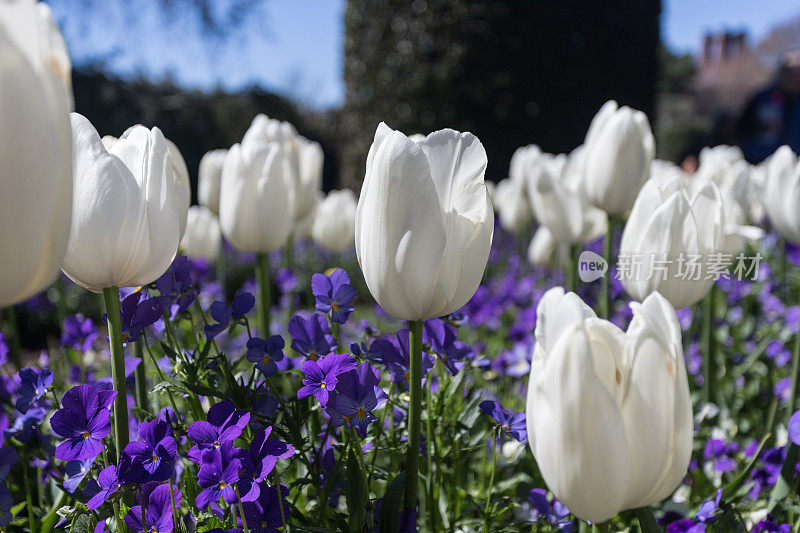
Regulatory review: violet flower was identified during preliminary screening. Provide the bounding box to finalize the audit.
[187,401,250,463]
[119,418,177,484]
[119,291,163,343]
[50,384,116,461]
[204,292,255,338]
[423,318,471,375]
[84,464,120,510]
[196,442,242,510]
[246,336,285,378]
[241,484,290,533]
[287,314,337,360]
[370,329,435,388]
[326,363,387,438]
[312,269,356,324]
[124,483,182,533]
[64,457,94,493]
[237,426,295,501]
[479,401,527,442]
[61,314,99,351]
[15,367,53,414]
[297,353,357,405]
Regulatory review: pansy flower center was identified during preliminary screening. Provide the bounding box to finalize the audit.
[82,431,90,439]
[357,407,367,419]
[263,355,271,364]
[213,441,220,448]
[332,302,340,312]
[151,454,159,462]
[218,481,227,489]
[320,382,326,389]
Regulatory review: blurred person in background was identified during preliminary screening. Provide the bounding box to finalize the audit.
[737,50,800,162]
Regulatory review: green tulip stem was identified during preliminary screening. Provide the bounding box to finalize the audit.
[787,305,800,423]
[702,284,718,405]
[256,253,272,337]
[600,219,613,319]
[103,286,129,462]
[568,244,579,292]
[404,319,424,510]
[134,338,148,411]
[482,427,499,533]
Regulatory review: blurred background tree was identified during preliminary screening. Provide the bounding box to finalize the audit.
[339,0,662,187]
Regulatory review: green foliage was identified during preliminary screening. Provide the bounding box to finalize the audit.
[341,0,662,187]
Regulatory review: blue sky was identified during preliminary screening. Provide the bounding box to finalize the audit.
[49,0,799,110]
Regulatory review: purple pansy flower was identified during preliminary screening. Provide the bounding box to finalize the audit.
[50,384,116,461]
[204,292,255,338]
[64,457,94,493]
[370,329,435,387]
[196,442,242,510]
[237,426,295,501]
[84,464,120,510]
[241,484,290,533]
[424,319,471,375]
[187,401,251,463]
[4,407,46,444]
[703,439,738,473]
[287,314,337,360]
[120,292,163,343]
[789,409,800,446]
[297,353,357,405]
[119,418,177,484]
[479,401,527,442]
[124,483,182,533]
[61,314,99,351]
[695,488,723,523]
[15,367,53,414]
[326,363,388,437]
[156,256,195,315]
[312,269,356,324]
[246,336,285,378]
[528,489,572,532]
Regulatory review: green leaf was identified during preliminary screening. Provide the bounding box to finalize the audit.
[70,514,95,533]
[635,506,660,533]
[378,472,407,533]
[181,380,228,401]
[723,431,771,500]
[344,447,366,532]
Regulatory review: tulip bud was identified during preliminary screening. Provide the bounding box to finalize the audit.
[0,0,73,306]
[526,287,692,523]
[198,149,227,215]
[219,141,295,253]
[312,189,357,253]
[493,178,531,234]
[583,101,655,215]
[760,145,800,244]
[508,144,542,186]
[620,171,723,309]
[180,206,221,260]
[63,114,182,291]
[355,123,494,321]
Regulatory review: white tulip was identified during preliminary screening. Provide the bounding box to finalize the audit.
[620,171,723,309]
[240,114,323,224]
[180,205,221,260]
[295,192,323,240]
[526,287,692,523]
[355,122,494,321]
[103,130,191,241]
[760,145,800,244]
[508,144,542,186]
[296,136,324,222]
[219,140,295,253]
[583,100,655,215]
[493,178,531,234]
[198,149,227,215]
[527,152,606,245]
[0,0,73,306]
[63,114,182,291]
[312,189,357,253]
